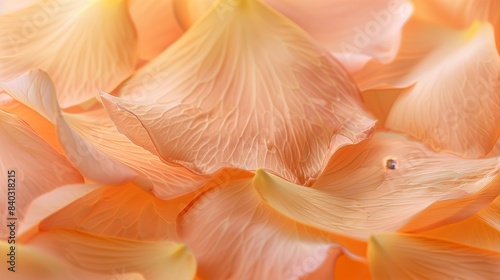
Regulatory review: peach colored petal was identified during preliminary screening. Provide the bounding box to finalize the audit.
[0,241,71,279]
[177,169,346,279]
[173,0,413,72]
[422,216,500,252]
[368,233,500,279]
[253,132,500,239]
[0,0,137,107]
[38,182,177,241]
[0,70,139,185]
[28,229,196,280]
[18,183,100,241]
[0,109,83,238]
[385,22,500,158]
[478,195,500,230]
[107,0,375,186]
[361,88,405,129]
[129,0,183,60]
[334,255,371,280]
[412,0,500,29]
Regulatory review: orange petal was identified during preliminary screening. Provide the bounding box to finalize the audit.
[19,183,100,241]
[1,70,139,185]
[0,109,83,238]
[254,132,500,239]
[478,195,500,230]
[173,0,413,72]
[368,233,500,279]
[177,169,345,279]
[384,22,500,158]
[0,241,71,279]
[0,0,137,107]
[29,229,196,280]
[422,215,500,252]
[107,0,375,185]
[412,0,500,29]
[129,0,183,60]
[38,182,178,241]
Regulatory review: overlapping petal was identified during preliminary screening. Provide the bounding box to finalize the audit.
[129,0,183,60]
[0,241,71,279]
[2,70,210,198]
[0,0,137,107]
[28,229,196,280]
[252,132,500,239]
[0,109,83,238]
[368,233,500,279]
[383,22,500,158]
[177,169,347,279]
[173,0,413,72]
[105,0,375,186]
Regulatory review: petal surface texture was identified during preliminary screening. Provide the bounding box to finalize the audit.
[173,0,413,72]
[386,22,500,157]
[0,109,83,237]
[368,233,500,279]
[0,0,137,107]
[254,132,500,239]
[177,170,344,279]
[108,0,375,185]
[29,229,197,280]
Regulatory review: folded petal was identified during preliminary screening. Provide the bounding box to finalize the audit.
[0,70,139,185]
[129,0,183,60]
[173,0,413,72]
[107,0,375,185]
[28,229,196,280]
[0,0,137,107]
[368,233,500,279]
[384,22,500,158]
[0,241,71,279]
[0,109,83,238]
[252,132,500,239]
[177,169,346,279]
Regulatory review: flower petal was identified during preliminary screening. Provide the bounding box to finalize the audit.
[173,0,413,72]
[0,0,137,107]
[38,182,178,241]
[478,196,500,230]
[0,241,71,279]
[28,229,197,280]
[368,233,500,279]
[422,215,500,252]
[385,22,500,158]
[252,132,500,239]
[0,70,139,185]
[107,0,375,185]
[129,0,183,60]
[0,109,83,238]
[177,169,345,279]
[19,183,100,240]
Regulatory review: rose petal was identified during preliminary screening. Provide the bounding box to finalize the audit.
[252,132,500,239]
[368,233,500,279]
[0,109,83,238]
[29,229,196,280]
[129,0,183,60]
[177,169,345,279]
[0,0,137,107]
[38,182,178,241]
[173,0,413,72]
[107,0,375,185]
[385,22,500,158]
